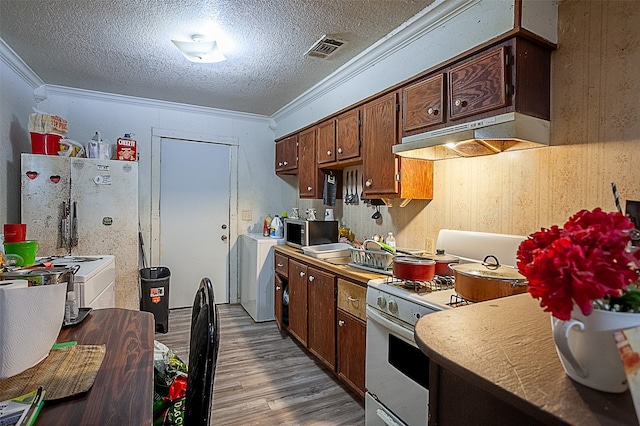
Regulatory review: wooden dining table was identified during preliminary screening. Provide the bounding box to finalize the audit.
[36,308,155,425]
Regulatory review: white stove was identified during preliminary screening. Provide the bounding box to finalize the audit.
[364,229,526,426]
[366,277,456,326]
[39,255,116,309]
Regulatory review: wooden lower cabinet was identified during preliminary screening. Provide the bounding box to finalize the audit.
[307,267,336,370]
[337,310,366,397]
[273,250,368,400]
[288,259,308,345]
[274,273,286,330]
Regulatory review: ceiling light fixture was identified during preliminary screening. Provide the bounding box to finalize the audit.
[171,34,226,63]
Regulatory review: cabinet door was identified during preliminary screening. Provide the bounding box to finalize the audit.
[317,120,336,165]
[275,135,298,173]
[337,310,366,397]
[448,46,508,121]
[403,74,445,133]
[298,127,322,198]
[362,92,399,197]
[307,267,336,370]
[288,260,308,345]
[335,108,361,162]
[274,253,289,278]
[274,274,285,330]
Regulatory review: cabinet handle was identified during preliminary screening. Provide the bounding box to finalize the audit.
[327,150,332,156]
[338,320,345,326]
[347,296,358,302]
[337,147,343,154]
[278,162,283,166]
[276,286,281,290]
[277,263,284,267]
[300,271,305,277]
[454,99,468,108]
[307,186,312,191]
[365,179,372,187]
[308,275,315,282]
[283,161,288,166]
[427,107,439,116]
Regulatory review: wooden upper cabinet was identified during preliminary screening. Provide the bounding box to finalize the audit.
[362,92,400,197]
[298,127,323,198]
[449,46,508,121]
[316,108,361,167]
[335,108,361,162]
[403,74,446,133]
[275,134,298,174]
[317,120,336,165]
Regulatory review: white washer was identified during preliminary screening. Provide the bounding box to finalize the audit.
[239,234,282,322]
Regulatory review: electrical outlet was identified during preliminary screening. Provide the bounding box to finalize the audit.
[425,238,434,254]
[241,210,252,221]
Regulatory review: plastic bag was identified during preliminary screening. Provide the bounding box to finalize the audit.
[86,131,112,159]
[153,341,188,426]
[58,139,86,157]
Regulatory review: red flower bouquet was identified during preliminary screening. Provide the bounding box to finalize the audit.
[517,208,640,320]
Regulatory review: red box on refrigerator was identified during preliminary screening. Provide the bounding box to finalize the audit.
[116,134,137,161]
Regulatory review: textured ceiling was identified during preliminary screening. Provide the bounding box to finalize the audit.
[0,0,434,116]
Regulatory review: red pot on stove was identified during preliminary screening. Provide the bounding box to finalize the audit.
[392,257,435,281]
[427,249,459,276]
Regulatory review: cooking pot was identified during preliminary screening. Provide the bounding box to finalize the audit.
[0,265,79,290]
[449,255,527,302]
[392,256,435,281]
[427,249,459,276]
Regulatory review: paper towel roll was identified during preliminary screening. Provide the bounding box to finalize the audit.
[0,280,67,379]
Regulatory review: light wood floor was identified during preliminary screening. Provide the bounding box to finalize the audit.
[155,304,365,425]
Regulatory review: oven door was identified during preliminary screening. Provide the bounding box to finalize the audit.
[366,306,429,426]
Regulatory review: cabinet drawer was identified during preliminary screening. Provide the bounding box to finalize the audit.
[337,278,366,321]
[275,253,289,278]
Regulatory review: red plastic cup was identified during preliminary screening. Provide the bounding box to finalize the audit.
[4,224,26,243]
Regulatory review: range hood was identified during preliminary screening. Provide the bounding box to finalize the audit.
[393,112,550,160]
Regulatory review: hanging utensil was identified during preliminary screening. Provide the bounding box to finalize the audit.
[372,206,381,220]
[353,170,359,204]
[345,171,351,204]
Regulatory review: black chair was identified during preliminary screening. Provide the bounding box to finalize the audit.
[185,277,220,425]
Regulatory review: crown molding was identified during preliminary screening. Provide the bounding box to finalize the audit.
[271,0,478,123]
[0,37,44,89]
[42,85,272,124]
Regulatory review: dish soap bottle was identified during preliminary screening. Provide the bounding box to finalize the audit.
[65,291,79,323]
[386,232,396,249]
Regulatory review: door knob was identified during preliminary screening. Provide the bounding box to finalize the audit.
[221,235,228,241]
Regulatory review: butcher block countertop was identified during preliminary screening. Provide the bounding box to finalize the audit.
[414,293,638,425]
[274,244,386,285]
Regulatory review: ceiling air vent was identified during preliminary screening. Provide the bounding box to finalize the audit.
[304,35,345,59]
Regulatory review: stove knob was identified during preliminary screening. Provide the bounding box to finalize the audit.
[388,300,398,314]
[376,296,387,309]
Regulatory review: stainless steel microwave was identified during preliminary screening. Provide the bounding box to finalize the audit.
[284,219,338,249]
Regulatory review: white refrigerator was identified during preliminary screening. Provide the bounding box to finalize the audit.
[21,154,139,310]
[239,233,281,322]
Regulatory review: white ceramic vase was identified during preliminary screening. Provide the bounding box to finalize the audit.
[552,306,640,393]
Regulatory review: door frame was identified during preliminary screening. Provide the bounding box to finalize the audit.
[150,127,239,303]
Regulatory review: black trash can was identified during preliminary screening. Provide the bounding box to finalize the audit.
[140,266,171,333]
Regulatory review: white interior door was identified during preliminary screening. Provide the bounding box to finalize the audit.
[159,138,230,307]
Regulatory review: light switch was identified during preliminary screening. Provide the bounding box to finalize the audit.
[242,210,252,221]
